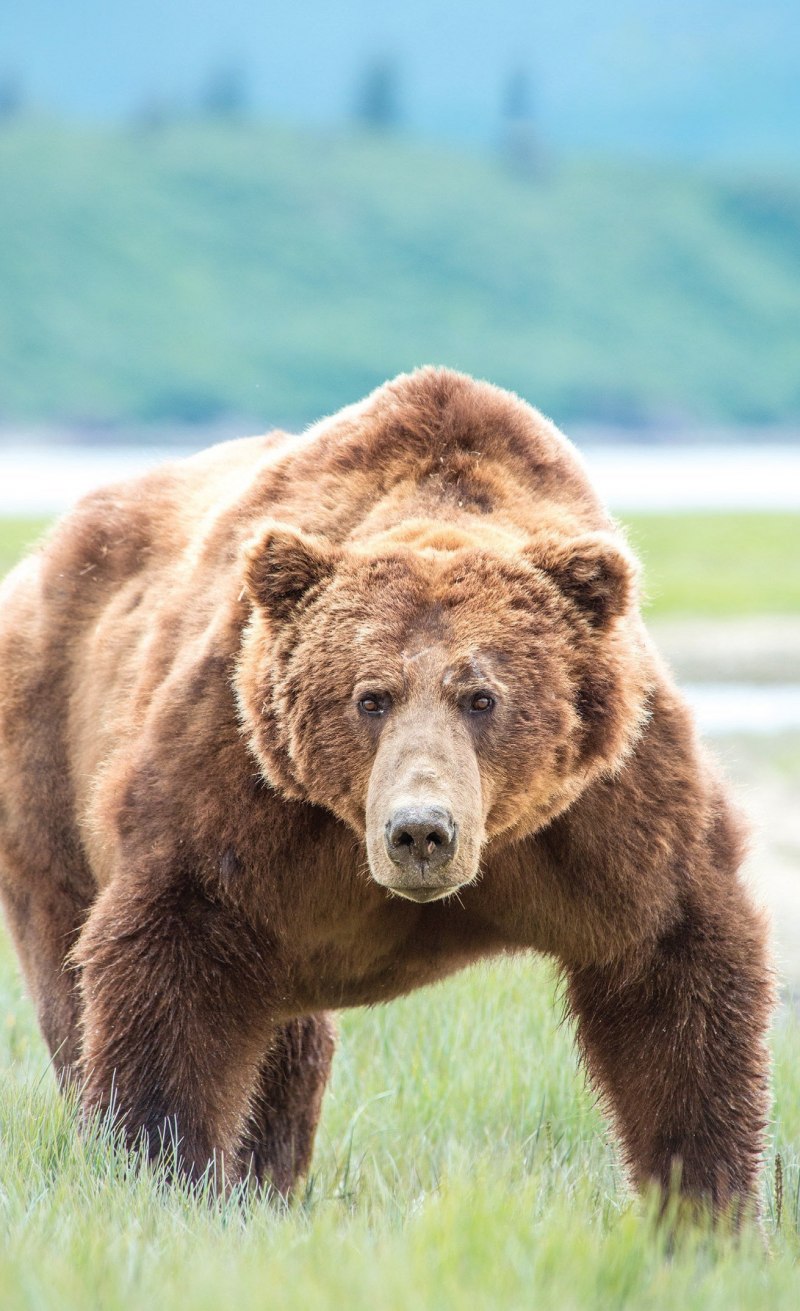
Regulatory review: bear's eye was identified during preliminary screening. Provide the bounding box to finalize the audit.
[358,693,388,717]
[469,692,495,714]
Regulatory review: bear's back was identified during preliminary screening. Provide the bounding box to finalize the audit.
[0,429,294,890]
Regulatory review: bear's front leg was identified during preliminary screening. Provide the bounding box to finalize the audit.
[239,1014,336,1199]
[566,883,773,1220]
[74,876,276,1186]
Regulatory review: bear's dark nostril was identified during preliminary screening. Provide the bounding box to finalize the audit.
[393,829,442,852]
[385,807,457,870]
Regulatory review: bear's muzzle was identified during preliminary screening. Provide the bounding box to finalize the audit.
[381,804,461,901]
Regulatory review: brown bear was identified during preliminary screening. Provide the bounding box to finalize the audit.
[0,367,773,1214]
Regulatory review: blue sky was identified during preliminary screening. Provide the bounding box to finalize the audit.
[3,0,799,158]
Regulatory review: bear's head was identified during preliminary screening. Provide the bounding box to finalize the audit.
[235,522,651,903]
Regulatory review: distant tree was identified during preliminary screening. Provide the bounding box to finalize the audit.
[131,94,175,133]
[0,71,23,122]
[503,67,535,122]
[499,66,543,179]
[354,56,401,132]
[198,62,249,121]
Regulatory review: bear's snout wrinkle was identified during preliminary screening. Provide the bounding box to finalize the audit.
[364,702,485,900]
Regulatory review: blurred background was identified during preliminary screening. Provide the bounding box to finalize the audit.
[0,0,798,987]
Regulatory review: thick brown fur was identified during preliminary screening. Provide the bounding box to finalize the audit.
[0,368,773,1213]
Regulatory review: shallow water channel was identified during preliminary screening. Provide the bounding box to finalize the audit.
[686,684,800,736]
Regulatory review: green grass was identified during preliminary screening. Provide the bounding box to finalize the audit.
[0,121,799,427]
[3,513,799,617]
[0,925,799,1311]
[0,518,51,580]
[626,512,800,616]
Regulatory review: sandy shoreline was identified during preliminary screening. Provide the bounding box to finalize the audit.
[650,616,800,684]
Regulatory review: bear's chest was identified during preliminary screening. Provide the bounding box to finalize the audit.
[285,899,505,1012]
[219,811,531,1013]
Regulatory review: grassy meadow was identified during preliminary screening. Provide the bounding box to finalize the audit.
[1,512,799,1307]
[1,946,800,1311]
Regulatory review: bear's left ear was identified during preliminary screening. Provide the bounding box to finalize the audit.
[243,522,340,620]
[533,532,638,629]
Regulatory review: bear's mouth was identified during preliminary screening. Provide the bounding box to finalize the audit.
[386,883,462,904]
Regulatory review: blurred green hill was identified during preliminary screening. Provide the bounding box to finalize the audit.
[1,121,799,431]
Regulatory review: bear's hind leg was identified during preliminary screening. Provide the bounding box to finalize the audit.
[239,1014,336,1200]
[0,863,93,1087]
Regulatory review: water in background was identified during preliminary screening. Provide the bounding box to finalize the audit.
[2,441,800,516]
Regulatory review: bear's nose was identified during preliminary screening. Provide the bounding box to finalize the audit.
[385,806,457,870]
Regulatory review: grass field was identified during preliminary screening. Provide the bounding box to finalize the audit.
[0,937,799,1311]
[3,512,799,617]
[1,510,799,1307]
[624,512,800,616]
[0,518,51,579]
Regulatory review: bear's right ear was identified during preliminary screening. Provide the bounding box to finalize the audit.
[243,523,340,619]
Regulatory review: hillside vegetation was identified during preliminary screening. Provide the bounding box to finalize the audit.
[1,121,799,429]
